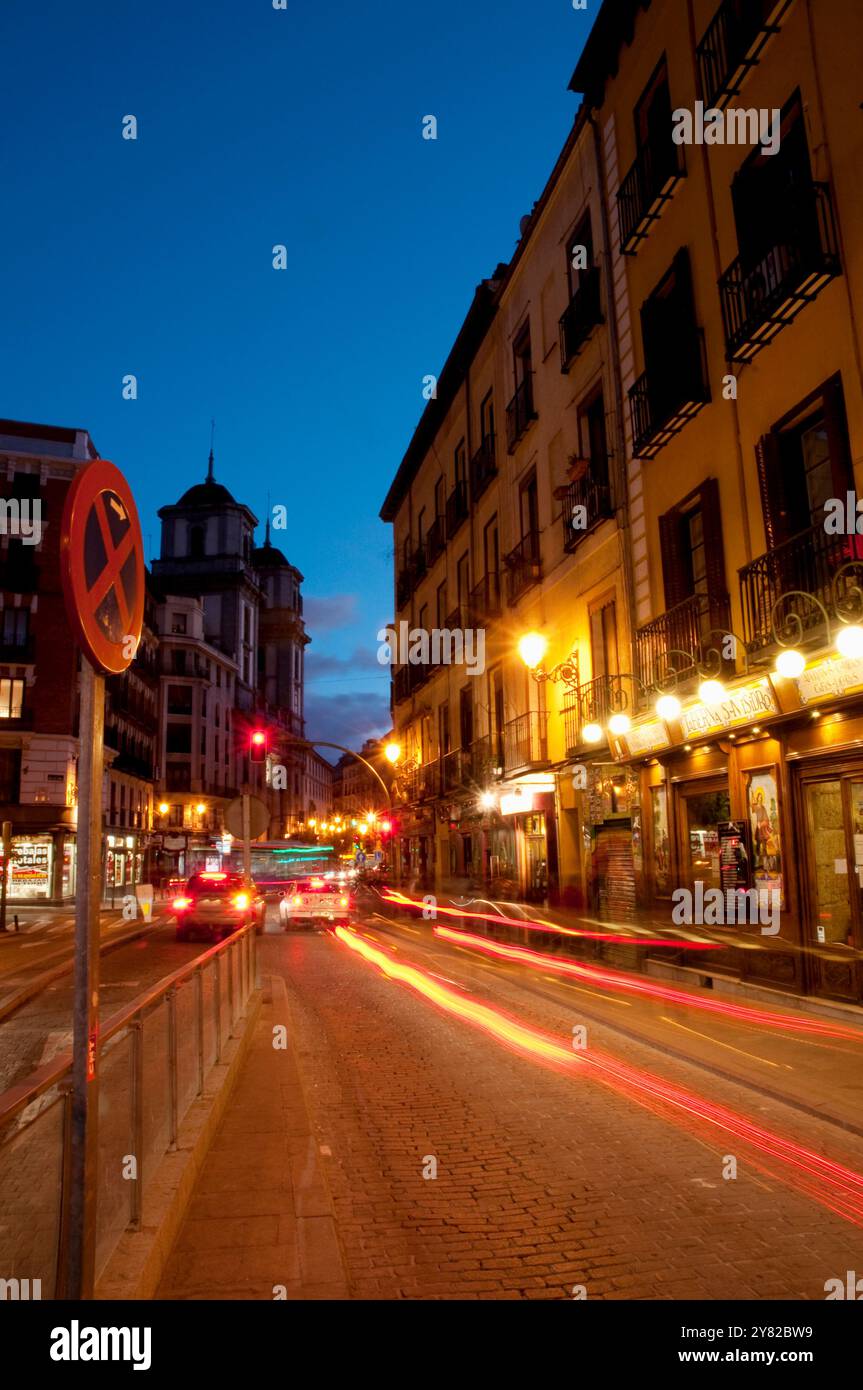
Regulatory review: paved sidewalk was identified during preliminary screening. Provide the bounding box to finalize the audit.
[156,973,350,1300]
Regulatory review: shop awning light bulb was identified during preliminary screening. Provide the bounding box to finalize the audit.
[582,722,603,744]
[608,713,631,736]
[837,625,863,659]
[518,632,548,670]
[655,693,681,721]
[775,648,806,679]
[698,678,725,704]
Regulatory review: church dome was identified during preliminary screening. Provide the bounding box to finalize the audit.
[177,478,237,507]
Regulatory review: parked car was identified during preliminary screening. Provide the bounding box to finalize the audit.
[279,876,354,930]
[173,871,266,941]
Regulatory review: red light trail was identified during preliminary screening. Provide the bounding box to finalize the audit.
[433,924,863,1043]
[335,925,863,1228]
[380,888,721,951]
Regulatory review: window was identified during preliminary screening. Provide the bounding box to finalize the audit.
[172,650,187,675]
[417,506,426,547]
[0,679,24,719]
[635,54,674,172]
[167,684,193,715]
[730,93,813,271]
[189,527,205,559]
[483,515,499,579]
[513,324,532,390]
[459,686,474,750]
[0,748,21,801]
[456,553,470,611]
[171,613,187,635]
[436,580,448,629]
[579,388,610,493]
[2,608,28,649]
[166,723,192,754]
[567,213,594,299]
[438,701,451,756]
[590,600,620,680]
[757,376,853,547]
[480,392,495,445]
[519,472,539,541]
[659,479,728,635]
[434,477,445,520]
[454,441,467,486]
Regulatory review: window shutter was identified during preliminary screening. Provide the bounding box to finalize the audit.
[659,507,688,609]
[822,375,854,495]
[756,431,787,550]
[699,478,729,626]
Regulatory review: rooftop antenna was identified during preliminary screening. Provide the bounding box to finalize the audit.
[207,418,215,482]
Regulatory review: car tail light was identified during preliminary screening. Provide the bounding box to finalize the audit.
[173,896,192,910]
[293,895,301,905]
[310,877,325,888]
[201,872,227,881]
[233,892,250,910]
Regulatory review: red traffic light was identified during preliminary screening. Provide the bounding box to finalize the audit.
[380,819,393,835]
[249,729,268,762]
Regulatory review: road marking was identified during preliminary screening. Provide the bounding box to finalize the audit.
[660,1015,793,1070]
[542,975,632,1006]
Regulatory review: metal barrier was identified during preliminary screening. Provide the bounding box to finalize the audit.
[0,922,257,1298]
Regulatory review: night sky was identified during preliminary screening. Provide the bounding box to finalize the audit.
[2,0,589,752]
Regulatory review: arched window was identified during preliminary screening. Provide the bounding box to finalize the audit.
[190,525,205,558]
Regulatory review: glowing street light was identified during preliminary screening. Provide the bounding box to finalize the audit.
[158,802,169,816]
[384,742,401,764]
[518,632,548,671]
[655,693,682,721]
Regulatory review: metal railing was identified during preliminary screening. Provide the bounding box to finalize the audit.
[559,266,603,370]
[617,137,685,255]
[561,476,613,552]
[739,523,849,652]
[445,480,469,538]
[469,434,497,503]
[505,378,537,453]
[469,572,501,625]
[629,329,709,459]
[636,591,730,690]
[697,0,793,110]
[719,183,841,362]
[503,711,549,773]
[0,922,258,1298]
[425,515,445,568]
[504,532,541,604]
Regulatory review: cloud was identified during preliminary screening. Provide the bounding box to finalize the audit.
[303,594,358,632]
[304,691,391,757]
[305,644,382,681]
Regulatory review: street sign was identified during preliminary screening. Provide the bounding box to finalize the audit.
[60,459,145,675]
[225,795,269,840]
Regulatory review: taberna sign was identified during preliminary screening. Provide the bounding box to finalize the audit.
[680,680,777,739]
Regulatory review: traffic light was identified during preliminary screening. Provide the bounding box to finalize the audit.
[380,819,393,836]
[249,729,267,763]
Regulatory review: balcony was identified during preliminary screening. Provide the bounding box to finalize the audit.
[503,711,549,775]
[719,184,841,364]
[396,566,412,611]
[418,760,439,801]
[425,515,445,568]
[504,532,541,605]
[0,636,35,663]
[445,479,469,539]
[468,734,501,785]
[469,434,497,503]
[440,748,464,793]
[559,266,603,371]
[740,523,849,653]
[411,545,427,588]
[560,476,613,553]
[629,330,710,459]
[617,139,686,256]
[636,591,731,691]
[505,378,537,453]
[469,572,501,626]
[697,0,795,110]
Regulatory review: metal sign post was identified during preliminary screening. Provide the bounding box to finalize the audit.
[0,819,10,933]
[67,658,105,1298]
[58,459,145,1301]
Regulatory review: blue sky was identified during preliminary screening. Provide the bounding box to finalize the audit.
[2,0,590,752]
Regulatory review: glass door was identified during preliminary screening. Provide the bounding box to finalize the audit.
[800,776,862,1001]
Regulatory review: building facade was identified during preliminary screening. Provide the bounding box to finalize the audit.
[382,0,863,1005]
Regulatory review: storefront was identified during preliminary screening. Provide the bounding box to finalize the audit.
[0,821,78,904]
[495,779,559,903]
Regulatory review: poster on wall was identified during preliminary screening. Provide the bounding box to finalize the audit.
[651,785,670,895]
[10,838,52,898]
[746,768,783,903]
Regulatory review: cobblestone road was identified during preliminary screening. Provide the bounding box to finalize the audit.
[268,915,863,1300]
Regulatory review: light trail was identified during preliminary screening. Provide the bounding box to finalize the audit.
[335,925,863,1228]
[432,924,863,1044]
[380,888,722,951]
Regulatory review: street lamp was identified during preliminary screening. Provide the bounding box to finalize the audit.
[517,632,548,671]
[384,742,401,765]
[158,802,169,816]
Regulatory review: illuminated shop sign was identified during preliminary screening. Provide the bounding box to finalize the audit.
[500,791,535,816]
[680,680,777,739]
[625,720,671,755]
[796,653,863,705]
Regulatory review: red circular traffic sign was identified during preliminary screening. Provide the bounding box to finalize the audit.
[60,460,145,675]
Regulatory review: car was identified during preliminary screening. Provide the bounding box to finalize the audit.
[173,871,266,941]
[279,876,354,930]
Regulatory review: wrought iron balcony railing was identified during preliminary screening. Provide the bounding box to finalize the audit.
[425,515,445,568]
[469,434,497,503]
[561,477,613,553]
[440,748,464,793]
[697,0,794,110]
[559,266,603,371]
[396,566,412,611]
[445,479,469,538]
[469,572,501,625]
[719,183,841,363]
[503,711,549,775]
[635,590,731,692]
[617,138,686,256]
[505,377,537,453]
[629,329,710,460]
[504,532,541,605]
[739,523,850,653]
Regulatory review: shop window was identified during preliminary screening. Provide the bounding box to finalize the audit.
[0,678,24,719]
[756,375,853,548]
